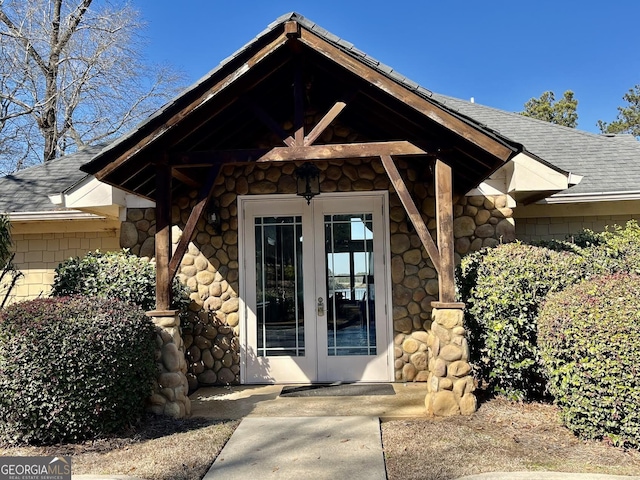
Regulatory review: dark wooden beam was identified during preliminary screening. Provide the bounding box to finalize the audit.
[284,20,300,38]
[172,168,202,189]
[435,159,455,303]
[154,160,173,311]
[169,165,221,281]
[257,141,428,162]
[304,100,347,146]
[168,149,269,167]
[92,31,289,181]
[293,59,304,146]
[242,97,294,147]
[380,154,441,274]
[168,141,429,167]
[298,29,515,162]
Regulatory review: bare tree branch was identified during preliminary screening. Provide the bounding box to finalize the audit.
[0,0,184,171]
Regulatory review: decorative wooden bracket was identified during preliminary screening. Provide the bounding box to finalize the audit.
[380,154,441,274]
[380,155,458,303]
[168,165,221,281]
[304,101,346,146]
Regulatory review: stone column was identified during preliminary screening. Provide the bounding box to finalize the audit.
[146,310,191,418]
[425,302,476,416]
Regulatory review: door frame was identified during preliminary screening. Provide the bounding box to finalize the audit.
[238,191,394,384]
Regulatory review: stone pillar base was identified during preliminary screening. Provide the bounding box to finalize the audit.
[425,302,476,416]
[146,310,191,418]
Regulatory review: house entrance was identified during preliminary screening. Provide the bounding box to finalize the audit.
[240,193,392,383]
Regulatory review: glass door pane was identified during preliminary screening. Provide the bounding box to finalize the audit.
[324,213,377,356]
[255,216,304,357]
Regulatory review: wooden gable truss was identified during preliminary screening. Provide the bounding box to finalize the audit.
[81,17,521,312]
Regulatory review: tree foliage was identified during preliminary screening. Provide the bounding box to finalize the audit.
[521,90,578,128]
[0,0,183,173]
[597,84,640,138]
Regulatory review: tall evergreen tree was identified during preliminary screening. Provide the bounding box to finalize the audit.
[521,90,578,128]
[598,85,640,138]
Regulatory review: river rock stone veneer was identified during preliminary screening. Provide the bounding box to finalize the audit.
[122,123,515,416]
[146,311,191,418]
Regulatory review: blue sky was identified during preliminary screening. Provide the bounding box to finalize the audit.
[133,0,639,134]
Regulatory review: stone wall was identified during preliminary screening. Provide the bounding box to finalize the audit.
[392,192,514,381]
[122,158,513,390]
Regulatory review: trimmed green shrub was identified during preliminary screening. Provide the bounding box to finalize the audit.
[538,274,640,448]
[0,296,157,445]
[51,250,189,313]
[537,220,640,275]
[457,242,588,400]
[583,220,640,275]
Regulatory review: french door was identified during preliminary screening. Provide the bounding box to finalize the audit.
[241,193,392,383]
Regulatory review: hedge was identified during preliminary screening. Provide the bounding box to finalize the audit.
[538,274,640,448]
[51,249,189,313]
[0,296,157,445]
[457,242,588,400]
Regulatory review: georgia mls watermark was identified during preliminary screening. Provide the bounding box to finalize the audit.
[0,456,71,480]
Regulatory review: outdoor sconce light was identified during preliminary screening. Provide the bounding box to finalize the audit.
[294,162,321,205]
[207,198,221,234]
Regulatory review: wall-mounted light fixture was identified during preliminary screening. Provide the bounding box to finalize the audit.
[207,198,221,234]
[294,162,320,205]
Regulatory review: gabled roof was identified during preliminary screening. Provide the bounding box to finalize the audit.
[80,12,522,199]
[0,145,100,214]
[3,12,639,216]
[431,94,640,198]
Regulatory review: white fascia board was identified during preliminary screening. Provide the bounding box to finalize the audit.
[51,176,154,221]
[467,163,510,197]
[538,191,640,204]
[9,210,103,222]
[125,194,155,208]
[467,152,573,197]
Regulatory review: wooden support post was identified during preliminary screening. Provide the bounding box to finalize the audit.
[293,60,304,146]
[155,161,172,311]
[435,159,456,303]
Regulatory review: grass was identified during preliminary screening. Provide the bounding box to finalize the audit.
[1,397,640,480]
[0,416,239,480]
[382,397,640,480]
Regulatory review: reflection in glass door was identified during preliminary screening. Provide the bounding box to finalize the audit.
[254,216,305,357]
[314,195,391,382]
[242,194,391,384]
[325,214,376,356]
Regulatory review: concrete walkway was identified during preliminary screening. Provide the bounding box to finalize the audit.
[204,416,386,480]
[74,384,640,480]
[195,383,423,480]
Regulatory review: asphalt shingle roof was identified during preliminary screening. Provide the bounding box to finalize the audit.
[429,94,640,197]
[1,12,639,214]
[0,145,101,214]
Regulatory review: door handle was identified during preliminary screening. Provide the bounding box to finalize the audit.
[317,297,325,316]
